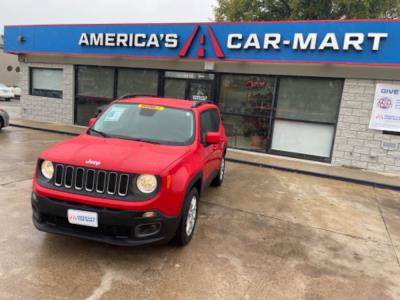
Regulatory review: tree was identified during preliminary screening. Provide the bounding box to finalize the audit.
[214,0,400,21]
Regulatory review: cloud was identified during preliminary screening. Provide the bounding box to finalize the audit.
[0,0,217,33]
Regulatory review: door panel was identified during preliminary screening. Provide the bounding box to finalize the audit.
[200,110,221,182]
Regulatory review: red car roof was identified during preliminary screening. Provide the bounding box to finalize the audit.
[117,97,208,110]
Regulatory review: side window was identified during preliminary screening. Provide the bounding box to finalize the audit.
[210,109,220,129]
[200,109,220,144]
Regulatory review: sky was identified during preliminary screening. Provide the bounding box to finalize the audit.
[0,0,217,33]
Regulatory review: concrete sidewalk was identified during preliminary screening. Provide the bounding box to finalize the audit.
[227,150,400,190]
[9,117,400,190]
[1,126,400,299]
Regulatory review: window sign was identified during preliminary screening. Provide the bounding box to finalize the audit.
[369,83,400,132]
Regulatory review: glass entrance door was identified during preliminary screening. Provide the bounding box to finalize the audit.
[163,71,215,102]
[188,81,212,101]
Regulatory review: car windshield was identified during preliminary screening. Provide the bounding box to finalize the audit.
[90,103,195,145]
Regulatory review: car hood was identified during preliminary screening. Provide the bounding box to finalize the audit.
[40,134,191,174]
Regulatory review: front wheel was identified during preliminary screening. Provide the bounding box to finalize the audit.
[211,156,225,187]
[174,188,199,247]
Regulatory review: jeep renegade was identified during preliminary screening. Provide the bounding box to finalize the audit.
[31,97,227,246]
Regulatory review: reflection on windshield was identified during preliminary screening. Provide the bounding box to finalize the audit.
[91,103,195,145]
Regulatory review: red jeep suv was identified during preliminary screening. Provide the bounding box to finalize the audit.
[32,97,227,246]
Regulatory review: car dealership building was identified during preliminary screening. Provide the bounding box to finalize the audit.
[4,20,400,174]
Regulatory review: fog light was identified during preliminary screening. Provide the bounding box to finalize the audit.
[32,192,37,201]
[135,222,161,238]
[142,211,157,218]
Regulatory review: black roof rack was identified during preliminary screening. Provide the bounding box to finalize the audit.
[117,94,158,100]
[191,100,214,108]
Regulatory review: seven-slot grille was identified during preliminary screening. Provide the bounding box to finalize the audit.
[53,164,130,197]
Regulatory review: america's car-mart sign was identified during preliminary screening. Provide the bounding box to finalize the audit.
[4,20,400,65]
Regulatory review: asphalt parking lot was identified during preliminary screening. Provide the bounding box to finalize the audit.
[0,126,400,300]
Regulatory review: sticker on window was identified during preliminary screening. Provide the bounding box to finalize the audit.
[104,106,126,122]
[138,104,165,111]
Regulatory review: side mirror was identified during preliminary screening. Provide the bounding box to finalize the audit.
[88,118,96,127]
[205,132,220,144]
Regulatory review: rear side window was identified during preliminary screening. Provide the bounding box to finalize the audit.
[200,109,220,143]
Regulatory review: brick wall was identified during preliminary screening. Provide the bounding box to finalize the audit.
[332,79,400,174]
[19,62,74,124]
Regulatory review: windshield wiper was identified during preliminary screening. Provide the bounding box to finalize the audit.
[88,128,109,138]
[128,138,162,144]
[110,135,162,144]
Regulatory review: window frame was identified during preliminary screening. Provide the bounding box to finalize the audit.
[268,76,344,162]
[30,67,63,99]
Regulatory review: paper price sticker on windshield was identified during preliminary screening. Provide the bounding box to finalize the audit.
[138,104,165,111]
[104,106,126,122]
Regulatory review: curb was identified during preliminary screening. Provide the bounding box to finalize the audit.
[10,123,79,136]
[226,158,400,192]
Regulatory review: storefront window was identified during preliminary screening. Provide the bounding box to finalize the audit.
[223,115,268,150]
[76,66,115,125]
[275,78,343,123]
[271,77,343,160]
[219,75,276,151]
[117,69,158,98]
[271,120,335,158]
[77,66,114,99]
[164,79,186,99]
[30,68,63,98]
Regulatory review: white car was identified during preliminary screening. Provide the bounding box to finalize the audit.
[0,83,14,101]
[11,86,21,99]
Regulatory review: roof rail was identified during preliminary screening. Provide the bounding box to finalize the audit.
[191,100,214,108]
[117,94,158,100]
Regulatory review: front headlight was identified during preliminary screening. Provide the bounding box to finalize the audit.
[136,174,158,194]
[41,160,54,180]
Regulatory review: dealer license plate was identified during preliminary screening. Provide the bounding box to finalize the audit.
[67,209,98,228]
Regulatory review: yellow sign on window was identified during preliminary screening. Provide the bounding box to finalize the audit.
[138,104,165,111]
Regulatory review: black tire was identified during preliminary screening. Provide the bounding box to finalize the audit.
[211,156,226,187]
[173,187,199,247]
[0,118,3,131]
[5,98,11,102]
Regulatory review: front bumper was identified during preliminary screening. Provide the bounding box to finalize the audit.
[0,91,14,99]
[31,193,181,246]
